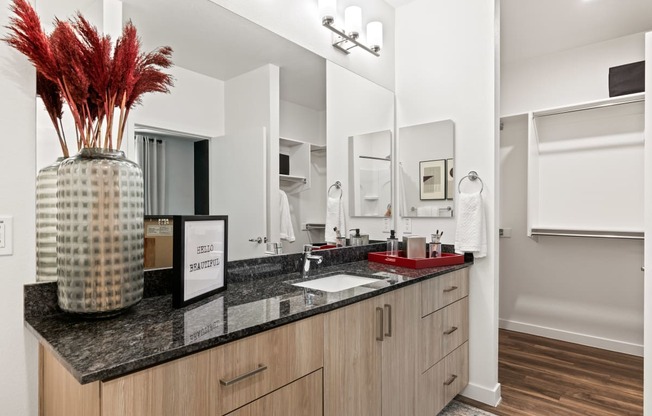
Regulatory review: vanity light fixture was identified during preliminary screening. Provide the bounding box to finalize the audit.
[318,0,383,57]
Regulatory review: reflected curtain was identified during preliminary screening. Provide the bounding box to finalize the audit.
[135,135,166,215]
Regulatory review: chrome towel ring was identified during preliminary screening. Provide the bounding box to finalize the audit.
[458,171,484,194]
[328,181,343,199]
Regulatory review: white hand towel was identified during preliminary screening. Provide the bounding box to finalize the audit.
[279,190,295,242]
[455,191,486,258]
[325,196,346,243]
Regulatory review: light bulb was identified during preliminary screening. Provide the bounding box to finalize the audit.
[344,6,362,38]
[319,0,337,24]
[367,21,383,51]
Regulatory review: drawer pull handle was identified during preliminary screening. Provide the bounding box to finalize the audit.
[443,286,458,293]
[443,374,458,386]
[384,304,393,337]
[220,364,268,386]
[443,326,458,335]
[376,307,384,341]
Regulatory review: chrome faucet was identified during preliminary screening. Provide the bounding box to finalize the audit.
[301,244,323,279]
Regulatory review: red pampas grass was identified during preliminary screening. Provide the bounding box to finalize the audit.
[4,0,173,152]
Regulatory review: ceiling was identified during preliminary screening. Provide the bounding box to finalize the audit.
[122,0,326,111]
[502,0,652,63]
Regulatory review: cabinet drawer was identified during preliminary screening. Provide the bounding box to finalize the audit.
[213,315,324,415]
[420,297,468,373]
[225,370,322,416]
[421,268,469,317]
[443,342,469,405]
[416,342,469,416]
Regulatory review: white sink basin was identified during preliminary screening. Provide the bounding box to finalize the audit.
[292,274,380,293]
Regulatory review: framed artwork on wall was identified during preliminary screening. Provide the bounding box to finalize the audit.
[446,158,454,200]
[420,159,446,200]
[173,215,228,308]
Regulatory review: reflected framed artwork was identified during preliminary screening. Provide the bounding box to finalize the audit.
[420,159,446,200]
[446,158,454,200]
[173,215,228,308]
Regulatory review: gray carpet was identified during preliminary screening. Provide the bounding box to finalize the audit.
[438,400,498,416]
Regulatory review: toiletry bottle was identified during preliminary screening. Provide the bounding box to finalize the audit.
[428,234,442,258]
[334,227,346,247]
[350,229,362,246]
[386,230,399,257]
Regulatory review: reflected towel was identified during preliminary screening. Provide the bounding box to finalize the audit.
[279,190,295,242]
[325,196,346,243]
[455,192,486,258]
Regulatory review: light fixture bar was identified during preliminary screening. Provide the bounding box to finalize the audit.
[322,17,380,57]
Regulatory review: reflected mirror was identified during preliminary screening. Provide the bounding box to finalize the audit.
[348,130,392,217]
[398,120,455,218]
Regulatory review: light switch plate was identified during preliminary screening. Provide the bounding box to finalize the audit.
[383,217,391,233]
[403,218,412,234]
[0,216,13,255]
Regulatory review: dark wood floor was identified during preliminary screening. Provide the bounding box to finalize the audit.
[457,329,643,416]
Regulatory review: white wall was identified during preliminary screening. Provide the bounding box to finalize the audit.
[280,100,325,146]
[395,0,501,406]
[209,0,395,92]
[502,33,645,115]
[0,0,39,413]
[132,65,225,139]
[643,31,652,416]
[500,34,645,355]
[326,61,395,241]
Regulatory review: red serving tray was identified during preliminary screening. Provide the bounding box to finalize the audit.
[368,251,465,269]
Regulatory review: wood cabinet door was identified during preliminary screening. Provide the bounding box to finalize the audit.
[324,295,383,416]
[225,370,322,416]
[381,284,419,416]
[101,349,212,416]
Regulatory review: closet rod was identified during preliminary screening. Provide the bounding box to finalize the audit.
[534,97,644,118]
[530,228,643,240]
[359,155,391,161]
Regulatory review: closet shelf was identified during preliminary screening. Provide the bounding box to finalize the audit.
[279,174,307,184]
[530,228,644,240]
[532,92,644,118]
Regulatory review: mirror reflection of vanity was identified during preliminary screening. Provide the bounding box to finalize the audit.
[398,120,455,218]
[34,0,395,269]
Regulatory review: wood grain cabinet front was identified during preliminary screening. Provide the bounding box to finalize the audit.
[41,315,324,416]
[417,342,469,416]
[420,297,469,373]
[324,284,420,416]
[213,314,324,415]
[225,370,323,416]
[421,268,469,317]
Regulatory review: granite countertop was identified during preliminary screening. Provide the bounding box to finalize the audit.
[25,257,471,385]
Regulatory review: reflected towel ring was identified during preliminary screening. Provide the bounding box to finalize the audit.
[328,181,343,200]
[458,170,484,194]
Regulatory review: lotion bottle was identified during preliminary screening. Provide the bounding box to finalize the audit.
[386,229,399,257]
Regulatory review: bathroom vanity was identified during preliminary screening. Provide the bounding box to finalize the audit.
[26,248,470,416]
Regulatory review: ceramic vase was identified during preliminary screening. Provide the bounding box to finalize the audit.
[57,148,144,316]
[35,157,64,282]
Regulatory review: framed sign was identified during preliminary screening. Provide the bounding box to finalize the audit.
[420,159,446,200]
[173,215,228,308]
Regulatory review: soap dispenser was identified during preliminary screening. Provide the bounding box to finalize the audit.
[386,230,399,257]
[349,228,369,246]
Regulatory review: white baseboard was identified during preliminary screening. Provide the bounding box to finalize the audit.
[460,382,502,407]
[499,319,643,357]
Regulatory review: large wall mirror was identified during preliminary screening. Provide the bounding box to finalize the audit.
[398,120,455,218]
[34,0,394,273]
